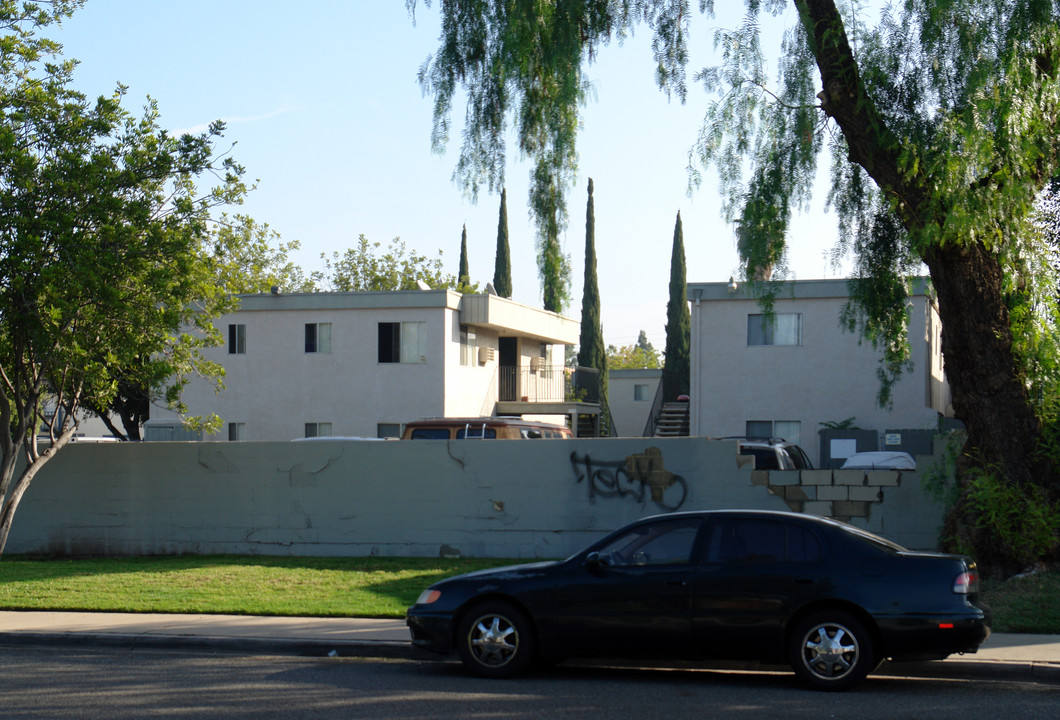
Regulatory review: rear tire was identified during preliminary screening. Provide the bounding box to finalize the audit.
[789,611,875,691]
[456,601,536,678]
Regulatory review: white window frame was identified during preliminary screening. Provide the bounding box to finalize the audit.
[379,321,426,364]
[305,322,332,354]
[747,313,802,346]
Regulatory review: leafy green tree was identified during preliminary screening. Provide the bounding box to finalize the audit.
[577,179,607,422]
[84,215,314,441]
[458,224,471,289]
[320,235,464,292]
[663,212,691,401]
[411,0,1060,573]
[0,1,247,554]
[493,188,513,298]
[607,331,663,370]
[205,215,316,295]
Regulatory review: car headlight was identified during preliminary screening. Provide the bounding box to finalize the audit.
[416,589,442,605]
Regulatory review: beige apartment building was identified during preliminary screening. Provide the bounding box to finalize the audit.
[686,277,952,466]
[145,289,592,441]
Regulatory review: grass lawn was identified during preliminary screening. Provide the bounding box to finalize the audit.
[1,555,1056,634]
[0,555,525,618]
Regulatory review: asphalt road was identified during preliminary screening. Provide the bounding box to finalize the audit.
[1,645,1058,720]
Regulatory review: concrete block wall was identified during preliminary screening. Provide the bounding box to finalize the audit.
[7,437,950,558]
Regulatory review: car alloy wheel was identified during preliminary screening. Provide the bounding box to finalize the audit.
[789,611,875,690]
[456,601,535,678]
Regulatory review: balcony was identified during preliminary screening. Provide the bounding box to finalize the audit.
[494,364,603,436]
[497,364,600,404]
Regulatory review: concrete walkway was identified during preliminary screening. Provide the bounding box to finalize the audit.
[1,610,1058,683]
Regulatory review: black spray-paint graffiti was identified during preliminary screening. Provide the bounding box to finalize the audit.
[570,447,688,511]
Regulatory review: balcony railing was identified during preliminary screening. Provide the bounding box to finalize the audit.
[498,365,600,404]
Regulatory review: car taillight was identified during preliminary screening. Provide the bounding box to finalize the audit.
[953,570,979,594]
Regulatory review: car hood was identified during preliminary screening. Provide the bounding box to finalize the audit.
[442,560,561,584]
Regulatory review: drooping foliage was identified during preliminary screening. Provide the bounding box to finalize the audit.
[411,0,1060,573]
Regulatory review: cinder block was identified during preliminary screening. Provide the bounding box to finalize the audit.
[817,485,849,501]
[768,470,801,486]
[801,470,834,486]
[866,470,901,487]
[803,501,834,517]
[849,485,883,502]
[751,470,770,486]
[834,470,866,486]
[834,500,870,518]
[782,486,813,502]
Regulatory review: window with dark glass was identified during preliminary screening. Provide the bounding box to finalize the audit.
[595,518,701,566]
[228,324,246,354]
[305,323,331,353]
[747,313,802,346]
[705,518,821,564]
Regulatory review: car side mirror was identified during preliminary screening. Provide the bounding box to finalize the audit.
[585,551,608,573]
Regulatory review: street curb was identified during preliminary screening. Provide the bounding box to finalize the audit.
[2,631,1056,685]
[0,632,423,661]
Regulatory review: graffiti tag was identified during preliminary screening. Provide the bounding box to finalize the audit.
[570,446,688,511]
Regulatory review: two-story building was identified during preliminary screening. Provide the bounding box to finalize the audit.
[145,288,596,441]
[686,277,953,466]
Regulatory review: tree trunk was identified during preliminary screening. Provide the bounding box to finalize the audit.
[925,243,1049,575]
[925,244,1041,483]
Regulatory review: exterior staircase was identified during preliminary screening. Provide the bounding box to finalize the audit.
[653,399,690,437]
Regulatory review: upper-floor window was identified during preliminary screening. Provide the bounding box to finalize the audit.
[228,422,245,441]
[378,321,426,363]
[634,384,650,402]
[747,313,801,346]
[228,324,246,354]
[305,323,332,354]
[460,325,476,366]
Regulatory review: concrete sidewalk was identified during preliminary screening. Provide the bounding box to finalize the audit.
[1,610,1059,683]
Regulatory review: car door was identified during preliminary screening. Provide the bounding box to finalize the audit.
[690,516,827,661]
[537,517,703,657]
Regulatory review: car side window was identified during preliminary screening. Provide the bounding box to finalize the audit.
[704,519,821,564]
[595,519,701,566]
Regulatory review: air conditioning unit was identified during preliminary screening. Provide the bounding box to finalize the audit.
[478,346,495,365]
[529,356,544,372]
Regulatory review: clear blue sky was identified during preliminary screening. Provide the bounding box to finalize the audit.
[51,1,850,349]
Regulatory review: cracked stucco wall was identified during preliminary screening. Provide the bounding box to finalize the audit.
[7,437,949,558]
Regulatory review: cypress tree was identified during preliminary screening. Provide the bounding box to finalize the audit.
[458,224,470,290]
[493,189,512,298]
[577,179,607,416]
[663,211,691,402]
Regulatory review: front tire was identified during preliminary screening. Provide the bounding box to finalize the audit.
[789,611,875,691]
[456,601,535,678]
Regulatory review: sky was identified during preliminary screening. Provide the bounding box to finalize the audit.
[49,0,853,350]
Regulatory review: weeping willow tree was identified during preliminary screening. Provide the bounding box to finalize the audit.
[410,0,1060,574]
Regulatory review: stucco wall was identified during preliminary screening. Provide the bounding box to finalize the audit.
[6,437,950,558]
[688,280,946,465]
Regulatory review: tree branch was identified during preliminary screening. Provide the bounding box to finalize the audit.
[796,0,927,227]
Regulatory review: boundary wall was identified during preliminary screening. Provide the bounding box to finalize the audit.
[7,437,949,558]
